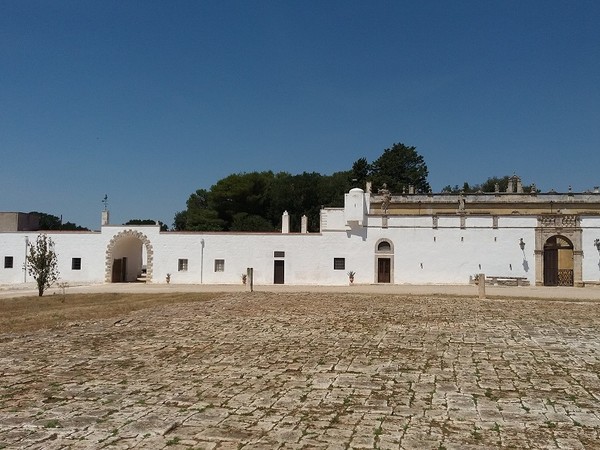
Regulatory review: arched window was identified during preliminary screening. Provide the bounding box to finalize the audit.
[377,241,392,252]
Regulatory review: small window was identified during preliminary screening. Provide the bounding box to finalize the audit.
[214,259,225,272]
[71,258,82,270]
[377,241,392,252]
[274,251,285,258]
[333,258,345,270]
[178,259,188,272]
[4,256,14,269]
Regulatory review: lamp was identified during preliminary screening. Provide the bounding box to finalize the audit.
[519,238,525,251]
[594,239,600,251]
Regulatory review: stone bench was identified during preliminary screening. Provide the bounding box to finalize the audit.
[486,276,530,286]
[470,275,530,286]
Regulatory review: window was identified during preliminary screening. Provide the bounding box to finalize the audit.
[178,259,188,272]
[71,258,82,270]
[377,241,392,252]
[333,258,345,270]
[214,259,225,272]
[4,256,13,269]
[274,251,285,258]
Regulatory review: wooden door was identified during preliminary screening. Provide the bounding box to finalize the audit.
[544,247,558,286]
[274,260,285,284]
[377,258,391,283]
[112,259,123,283]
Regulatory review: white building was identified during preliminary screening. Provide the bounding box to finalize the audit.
[2,178,600,288]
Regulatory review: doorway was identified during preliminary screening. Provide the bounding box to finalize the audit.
[374,239,394,283]
[274,260,285,284]
[377,258,391,283]
[543,235,574,286]
[112,257,127,283]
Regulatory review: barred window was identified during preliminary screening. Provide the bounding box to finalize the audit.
[178,259,188,272]
[71,258,82,270]
[333,258,345,270]
[214,259,225,272]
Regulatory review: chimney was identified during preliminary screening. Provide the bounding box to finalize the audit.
[281,211,290,234]
[101,210,110,226]
[301,215,308,234]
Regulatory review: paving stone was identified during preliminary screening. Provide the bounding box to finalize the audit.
[1,292,600,448]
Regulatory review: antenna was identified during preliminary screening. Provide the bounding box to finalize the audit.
[102,194,108,211]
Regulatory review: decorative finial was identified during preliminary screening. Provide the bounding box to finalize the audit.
[102,194,108,211]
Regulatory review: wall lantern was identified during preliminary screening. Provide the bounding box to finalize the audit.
[519,238,526,251]
[594,238,600,251]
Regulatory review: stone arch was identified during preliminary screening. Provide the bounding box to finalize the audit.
[105,229,154,283]
[543,235,574,286]
[535,215,583,286]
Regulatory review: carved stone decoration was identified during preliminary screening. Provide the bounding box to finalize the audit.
[539,215,580,229]
[105,229,154,283]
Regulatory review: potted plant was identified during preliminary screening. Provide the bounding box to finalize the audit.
[166,273,171,284]
[241,273,247,285]
[347,270,355,284]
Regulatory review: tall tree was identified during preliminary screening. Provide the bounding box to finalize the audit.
[27,234,59,297]
[178,189,226,231]
[351,157,370,186]
[369,142,430,193]
[209,172,274,229]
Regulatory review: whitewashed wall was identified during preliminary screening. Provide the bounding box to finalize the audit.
[0,231,107,285]
[582,217,600,283]
[2,210,599,288]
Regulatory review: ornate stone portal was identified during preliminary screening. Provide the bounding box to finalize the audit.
[535,215,582,286]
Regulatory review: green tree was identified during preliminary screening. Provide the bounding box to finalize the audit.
[179,189,226,231]
[30,212,88,231]
[172,211,188,231]
[351,157,370,186]
[265,171,349,232]
[27,234,59,297]
[445,176,535,193]
[369,142,430,193]
[209,172,274,230]
[125,219,168,231]
[230,212,275,231]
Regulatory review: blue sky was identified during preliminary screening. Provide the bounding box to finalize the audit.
[1,1,599,230]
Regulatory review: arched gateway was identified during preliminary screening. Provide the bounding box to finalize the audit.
[543,235,574,286]
[535,215,583,287]
[105,230,154,283]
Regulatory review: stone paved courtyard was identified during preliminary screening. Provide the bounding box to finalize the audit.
[1,291,600,449]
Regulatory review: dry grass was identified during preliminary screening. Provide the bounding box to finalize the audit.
[0,292,219,334]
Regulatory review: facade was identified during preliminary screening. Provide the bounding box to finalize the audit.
[2,178,600,288]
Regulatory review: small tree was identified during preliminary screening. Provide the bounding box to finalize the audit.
[27,234,59,297]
